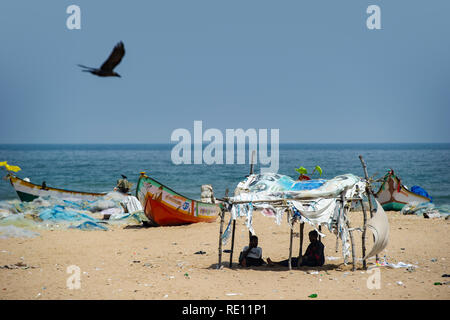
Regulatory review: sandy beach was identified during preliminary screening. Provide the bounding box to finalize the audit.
[0,210,448,300]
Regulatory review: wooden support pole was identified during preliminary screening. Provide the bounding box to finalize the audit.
[288,224,294,271]
[360,199,368,270]
[230,197,340,204]
[341,192,356,271]
[249,150,255,175]
[359,155,378,262]
[218,207,225,269]
[299,222,304,258]
[347,219,357,271]
[286,209,294,270]
[359,155,375,218]
[218,189,228,269]
[248,150,256,242]
[229,220,236,268]
[318,225,322,241]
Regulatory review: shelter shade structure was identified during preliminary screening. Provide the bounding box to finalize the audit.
[217,157,390,271]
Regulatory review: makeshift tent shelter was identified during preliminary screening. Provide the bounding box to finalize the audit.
[217,156,390,271]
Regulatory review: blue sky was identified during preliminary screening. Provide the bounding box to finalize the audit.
[0,0,449,143]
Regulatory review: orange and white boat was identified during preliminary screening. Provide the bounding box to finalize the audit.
[136,172,221,226]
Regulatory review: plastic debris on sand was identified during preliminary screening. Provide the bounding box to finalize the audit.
[376,256,417,269]
[0,225,40,239]
[401,202,449,217]
[69,221,108,231]
[39,205,98,222]
[0,192,140,232]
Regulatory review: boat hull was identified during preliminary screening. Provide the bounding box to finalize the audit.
[376,171,431,211]
[8,174,105,202]
[136,174,220,226]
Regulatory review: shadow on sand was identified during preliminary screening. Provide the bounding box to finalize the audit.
[207,262,345,272]
[122,224,155,230]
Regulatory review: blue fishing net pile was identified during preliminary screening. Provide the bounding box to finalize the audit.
[0,193,137,237]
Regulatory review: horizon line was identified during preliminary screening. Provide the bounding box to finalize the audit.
[1,142,450,145]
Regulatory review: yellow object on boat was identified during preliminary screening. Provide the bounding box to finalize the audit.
[0,161,21,172]
[6,165,21,172]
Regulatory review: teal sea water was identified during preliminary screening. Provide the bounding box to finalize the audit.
[1,144,449,205]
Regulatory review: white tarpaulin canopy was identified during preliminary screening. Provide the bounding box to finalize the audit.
[224,173,389,262]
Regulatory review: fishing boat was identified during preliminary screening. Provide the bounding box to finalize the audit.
[6,173,105,202]
[136,172,220,226]
[375,170,431,211]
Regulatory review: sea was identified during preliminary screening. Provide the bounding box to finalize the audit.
[1,143,449,206]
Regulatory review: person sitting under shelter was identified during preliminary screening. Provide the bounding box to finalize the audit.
[239,235,266,267]
[267,230,325,267]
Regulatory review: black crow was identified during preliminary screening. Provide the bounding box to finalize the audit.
[78,41,125,77]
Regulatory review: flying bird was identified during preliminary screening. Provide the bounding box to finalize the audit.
[78,41,125,77]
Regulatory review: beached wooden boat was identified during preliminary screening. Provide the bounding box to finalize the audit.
[136,172,220,226]
[375,170,431,211]
[6,174,105,202]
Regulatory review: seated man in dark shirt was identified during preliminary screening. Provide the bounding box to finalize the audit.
[239,235,266,267]
[267,230,325,267]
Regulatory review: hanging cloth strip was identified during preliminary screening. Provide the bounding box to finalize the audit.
[363,199,390,259]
